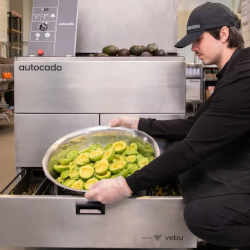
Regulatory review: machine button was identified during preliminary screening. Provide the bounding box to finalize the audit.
[37,49,44,56]
[44,32,50,38]
[39,23,48,31]
[35,33,41,38]
[51,13,56,18]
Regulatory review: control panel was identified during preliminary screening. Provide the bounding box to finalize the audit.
[28,0,78,57]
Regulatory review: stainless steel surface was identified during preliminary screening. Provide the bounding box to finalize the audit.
[15,57,185,114]
[0,196,197,248]
[76,0,177,53]
[15,114,99,167]
[42,126,160,193]
[101,114,185,126]
[7,55,197,249]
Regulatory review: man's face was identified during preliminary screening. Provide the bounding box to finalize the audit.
[191,31,223,65]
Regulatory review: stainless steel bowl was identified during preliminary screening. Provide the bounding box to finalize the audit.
[42,126,160,193]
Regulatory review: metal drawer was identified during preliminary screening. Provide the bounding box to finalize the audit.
[0,170,197,248]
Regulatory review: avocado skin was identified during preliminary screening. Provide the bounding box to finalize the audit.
[118,48,130,56]
[102,45,119,56]
[129,45,144,56]
[146,43,158,54]
[154,49,166,56]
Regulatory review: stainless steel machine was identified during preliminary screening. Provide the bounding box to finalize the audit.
[0,0,198,248]
[0,56,197,249]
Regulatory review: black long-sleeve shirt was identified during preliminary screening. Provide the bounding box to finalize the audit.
[126,48,250,202]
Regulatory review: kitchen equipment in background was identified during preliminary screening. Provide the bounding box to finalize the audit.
[28,0,78,56]
[0,63,13,125]
[185,64,204,115]
[76,0,177,54]
[28,0,177,56]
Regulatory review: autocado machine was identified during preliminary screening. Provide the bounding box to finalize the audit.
[0,0,198,248]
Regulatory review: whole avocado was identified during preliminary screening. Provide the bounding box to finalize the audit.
[139,45,146,53]
[146,43,158,54]
[102,45,119,56]
[154,49,166,56]
[129,45,144,56]
[118,48,130,56]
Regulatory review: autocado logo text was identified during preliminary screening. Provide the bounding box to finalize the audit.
[19,64,62,71]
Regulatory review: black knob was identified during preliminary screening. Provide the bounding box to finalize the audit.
[39,23,48,31]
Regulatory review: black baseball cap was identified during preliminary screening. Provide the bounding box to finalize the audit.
[175,2,240,48]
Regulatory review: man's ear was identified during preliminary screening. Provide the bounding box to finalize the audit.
[219,26,230,43]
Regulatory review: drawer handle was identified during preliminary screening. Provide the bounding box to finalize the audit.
[76,201,105,215]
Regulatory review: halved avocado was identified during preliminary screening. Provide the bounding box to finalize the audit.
[66,150,79,161]
[102,147,114,162]
[75,153,90,166]
[69,166,80,179]
[113,141,127,153]
[71,179,84,190]
[148,156,155,163]
[79,165,94,180]
[127,163,138,175]
[85,178,98,190]
[60,170,70,179]
[104,143,113,150]
[56,176,64,184]
[137,142,154,157]
[96,170,111,180]
[89,148,104,161]
[110,160,127,174]
[124,142,138,155]
[127,155,137,163]
[120,168,129,178]
[129,142,138,152]
[53,164,69,173]
[58,158,71,165]
[63,178,75,187]
[138,158,149,169]
[95,159,109,175]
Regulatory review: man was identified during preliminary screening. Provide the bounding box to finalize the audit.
[86,2,250,249]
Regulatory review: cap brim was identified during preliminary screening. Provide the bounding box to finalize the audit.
[175,31,203,48]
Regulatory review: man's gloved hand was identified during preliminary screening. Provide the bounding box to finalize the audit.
[85,176,132,204]
[109,116,139,129]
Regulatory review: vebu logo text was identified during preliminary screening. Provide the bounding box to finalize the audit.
[19,64,62,71]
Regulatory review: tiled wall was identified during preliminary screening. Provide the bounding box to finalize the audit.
[0,0,9,57]
[241,0,250,47]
